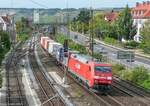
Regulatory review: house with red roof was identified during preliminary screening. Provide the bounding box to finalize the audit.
[104,11,119,23]
[0,15,12,31]
[132,1,150,42]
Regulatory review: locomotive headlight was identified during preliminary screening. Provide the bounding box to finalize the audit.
[107,77,112,80]
[94,76,100,79]
[94,79,99,84]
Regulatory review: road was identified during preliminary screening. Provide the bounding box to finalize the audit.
[59,27,150,70]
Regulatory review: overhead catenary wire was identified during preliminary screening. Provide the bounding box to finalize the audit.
[28,0,49,9]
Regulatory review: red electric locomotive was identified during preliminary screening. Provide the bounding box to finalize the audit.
[68,53,112,91]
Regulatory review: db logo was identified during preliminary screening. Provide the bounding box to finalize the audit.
[75,63,80,70]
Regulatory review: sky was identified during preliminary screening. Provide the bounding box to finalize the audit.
[0,0,146,9]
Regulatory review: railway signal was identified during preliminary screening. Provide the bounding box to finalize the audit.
[63,39,69,84]
[63,39,68,53]
[63,39,69,57]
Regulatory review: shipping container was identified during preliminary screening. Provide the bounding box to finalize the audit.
[48,42,62,56]
[44,39,54,50]
[40,37,49,48]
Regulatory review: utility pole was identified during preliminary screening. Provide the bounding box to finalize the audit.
[63,0,69,84]
[89,0,94,60]
[53,16,58,40]
[11,14,16,49]
[67,0,70,39]
[10,0,16,48]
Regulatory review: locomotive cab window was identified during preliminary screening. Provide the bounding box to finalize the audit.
[95,66,111,73]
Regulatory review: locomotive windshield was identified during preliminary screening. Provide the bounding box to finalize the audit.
[95,66,111,73]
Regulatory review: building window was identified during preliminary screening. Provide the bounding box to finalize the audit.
[135,11,137,16]
[141,10,143,15]
[139,10,141,15]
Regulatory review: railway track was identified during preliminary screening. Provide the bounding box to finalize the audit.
[114,77,150,98]
[5,44,28,106]
[28,38,65,106]
[112,78,150,106]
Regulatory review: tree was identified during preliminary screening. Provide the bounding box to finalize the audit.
[16,17,31,34]
[117,5,136,41]
[73,9,91,34]
[93,13,118,39]
[16,17,32,41]
[76,9,91,24]
[141,20,150,54]
[71,17,77,31]
[0,31,11,50]
[16,21,23,34]
[0,31,11,63]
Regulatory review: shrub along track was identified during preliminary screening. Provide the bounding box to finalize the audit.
[28,38,65,106]
[5,43,28,106]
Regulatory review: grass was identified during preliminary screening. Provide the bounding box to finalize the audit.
[56,33,87,54]
[112,64,150,90]
[17,33,29,42]
[0,68,2,88]
[104,37,119,45]
[76,89,84,97]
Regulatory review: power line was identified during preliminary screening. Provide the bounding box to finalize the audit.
[28,0,49,8]
[11,0,13,8]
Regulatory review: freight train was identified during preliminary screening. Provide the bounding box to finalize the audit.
[40,36,112,92]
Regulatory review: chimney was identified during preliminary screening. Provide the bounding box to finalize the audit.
[147,1,150,5]
[143,1,146,5]
[136,2,139,7]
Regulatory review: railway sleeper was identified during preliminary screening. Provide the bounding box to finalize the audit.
[9,100,25,104]
[7,86,24,90]
[6,71,22,78]
[6,96,26,99]
[7,103,24,106]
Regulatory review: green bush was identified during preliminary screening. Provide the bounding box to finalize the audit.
[140,44,150,54]
[141,77,150,90]
[0,70,2,88]
[56,34,88,54]
[56,34,67,44]
[104,37,118,45]
[112,64,125,76]
[70,44,87,54]
[17,34,29,42]
[93,53,103,61]
[130,66,149,84]
[123,70,132,81]
[124,40,139,49]
[143,47,150,54]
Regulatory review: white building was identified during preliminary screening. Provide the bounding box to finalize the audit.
[33,10,39,24]
[132,1,150,42]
